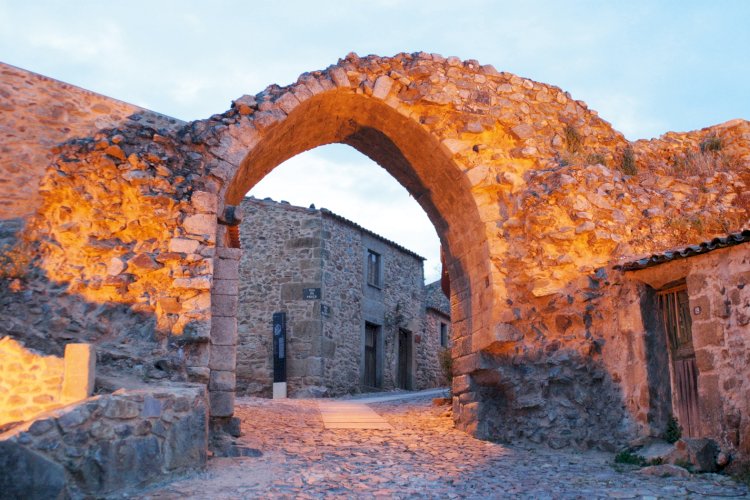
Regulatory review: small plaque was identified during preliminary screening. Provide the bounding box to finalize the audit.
[303,287,321,300]
[321,304,332,317]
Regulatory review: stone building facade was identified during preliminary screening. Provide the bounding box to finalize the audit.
[615,231,750,457]
[422,280,452,387]
[236,197,447,397]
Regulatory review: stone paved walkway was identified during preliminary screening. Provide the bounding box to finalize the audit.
[318,401,393,429]
[139,395,749,499]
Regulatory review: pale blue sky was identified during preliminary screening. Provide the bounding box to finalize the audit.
[1,1,748,281]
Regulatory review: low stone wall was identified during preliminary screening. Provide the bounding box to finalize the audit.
[0,337,94,427]
[0,385,207,498]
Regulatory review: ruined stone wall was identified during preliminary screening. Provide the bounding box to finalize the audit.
[237,198,323,397]
[0,385,207,498]
[0,62,181,224]
[0,115,217,391]
[0,337,65,426]
[625,243,750,457]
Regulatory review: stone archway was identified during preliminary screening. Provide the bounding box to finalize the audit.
[198,51,630,438]
[204,70,494,428]
[15,52,748,449]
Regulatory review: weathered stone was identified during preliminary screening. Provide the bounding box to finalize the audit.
[669,438,721,472]
[107,257,126,275]
[214,258,240,280]
[174,276,212,290]
[639,464,691,478]
[169,237,201,254]
[210,316,237,346]
[212,278,238,295]
[61,343,95,403]
[184,213,217,237]
[165,406,207,471]
[140,396,163,418]
[104,398,140,419]
[472,323,523,354]
[2,53,749,459]
[209,391,234,417]
[127,253,162,271]
[209,370,236,391]
[211,293,239,317]
[0,442,66,499]
[209,345,237,371]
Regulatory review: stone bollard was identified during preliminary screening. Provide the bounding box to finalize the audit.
[61,343,96,403]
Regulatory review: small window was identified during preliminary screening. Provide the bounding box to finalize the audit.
[367,250,381,288]
[440,322,448,347]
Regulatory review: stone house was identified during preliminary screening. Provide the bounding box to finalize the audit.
[236,197,449,398]
[423,279,452,386]
[615,230,750,455]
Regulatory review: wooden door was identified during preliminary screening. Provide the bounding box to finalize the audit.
[658,283,700,437]
[398,329,411,390]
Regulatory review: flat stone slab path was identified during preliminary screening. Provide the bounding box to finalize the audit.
[140,394,749,498]
[318,401,393,429]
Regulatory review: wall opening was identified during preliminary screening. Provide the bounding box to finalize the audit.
[233,144,449,398]
[210,88,492,415]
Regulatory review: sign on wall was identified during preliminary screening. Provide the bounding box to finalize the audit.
[272,312,286,383]
[303,287,321,300]
[320,304,332,318]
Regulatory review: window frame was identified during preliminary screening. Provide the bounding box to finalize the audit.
[366,249,382,288]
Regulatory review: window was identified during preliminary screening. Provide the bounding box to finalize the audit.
[440,322,448,347]
[367,250,381,288]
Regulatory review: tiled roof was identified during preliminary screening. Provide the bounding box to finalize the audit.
[320,209,425,261]
[615,229,750,271]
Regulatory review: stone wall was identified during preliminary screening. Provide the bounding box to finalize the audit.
[0,62,181,224]
[237,198,323,397]
[623,242,750,457]
[0,384,207,497]
[368,231,426,390]
[0,337,64,426]
[422,280,452,389]
[320,210,363,394]
[0,337,95,427]
[0,117,219,390]
[423,308,450,387]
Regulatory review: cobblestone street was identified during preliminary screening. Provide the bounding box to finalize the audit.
[138,393,748,498]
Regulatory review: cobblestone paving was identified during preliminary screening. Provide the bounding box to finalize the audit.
[140,396,748,499]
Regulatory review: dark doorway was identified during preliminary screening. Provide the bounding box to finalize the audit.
[397,329,412,390]
[364,322,380,388]
[657,282,700,437]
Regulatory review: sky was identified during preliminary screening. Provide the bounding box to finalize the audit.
[1,0,748,282]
